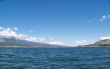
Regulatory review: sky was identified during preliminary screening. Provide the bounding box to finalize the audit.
[0,0,110,46]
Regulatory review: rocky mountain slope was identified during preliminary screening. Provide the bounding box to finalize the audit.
[94,39,110,46]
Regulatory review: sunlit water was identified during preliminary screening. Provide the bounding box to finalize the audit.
[0,47,110,69]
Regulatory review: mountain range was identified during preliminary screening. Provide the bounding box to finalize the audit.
[80,39,110,47]
[0,35,110,47]
[94,39,110,46]
[0,36,63,48]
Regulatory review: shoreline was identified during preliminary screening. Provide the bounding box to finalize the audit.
[0,46,110,48]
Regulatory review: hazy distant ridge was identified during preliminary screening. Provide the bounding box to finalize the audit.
[94,39,110,46]
[80,39,110,47]
[0,36,62,48]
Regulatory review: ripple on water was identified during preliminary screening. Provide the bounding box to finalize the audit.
[0,48,110,69]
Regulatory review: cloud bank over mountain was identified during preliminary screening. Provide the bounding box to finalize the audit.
[0,26,65,46]
[0,27,45,42]
[0,26,107,47]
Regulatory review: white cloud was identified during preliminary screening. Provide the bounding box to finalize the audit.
[28,37,46,42]
[72,40,96,46]
[73,40,88,46]
[0,27,46,42]
[48,41,64,45]
[75,40,87,44]
[100,15,110,22]
[0,27,65,46]
[14,27,18,31]
[0,28,17,37]
[0,27,99,46]
[0,26,4,30]
[16,34,46,42]
[100,36,110,40]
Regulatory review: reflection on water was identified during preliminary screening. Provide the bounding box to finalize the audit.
[0,47,110,69]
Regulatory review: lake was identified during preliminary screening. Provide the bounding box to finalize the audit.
[0,47,110,69]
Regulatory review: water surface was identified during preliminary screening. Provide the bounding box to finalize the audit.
[0,47,110,69]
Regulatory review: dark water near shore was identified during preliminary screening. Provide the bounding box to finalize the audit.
[0,47,110,69]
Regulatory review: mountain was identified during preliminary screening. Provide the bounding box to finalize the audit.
[0,36,62,48]
[94,39,110,46]
[79,39,110,47]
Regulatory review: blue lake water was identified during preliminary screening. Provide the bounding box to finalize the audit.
[0,47,110,69]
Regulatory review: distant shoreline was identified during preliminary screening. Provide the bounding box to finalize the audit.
[1,45,110,48]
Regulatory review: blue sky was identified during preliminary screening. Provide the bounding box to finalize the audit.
[0,0,110,46]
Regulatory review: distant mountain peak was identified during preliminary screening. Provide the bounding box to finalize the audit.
[0,36,63,48]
